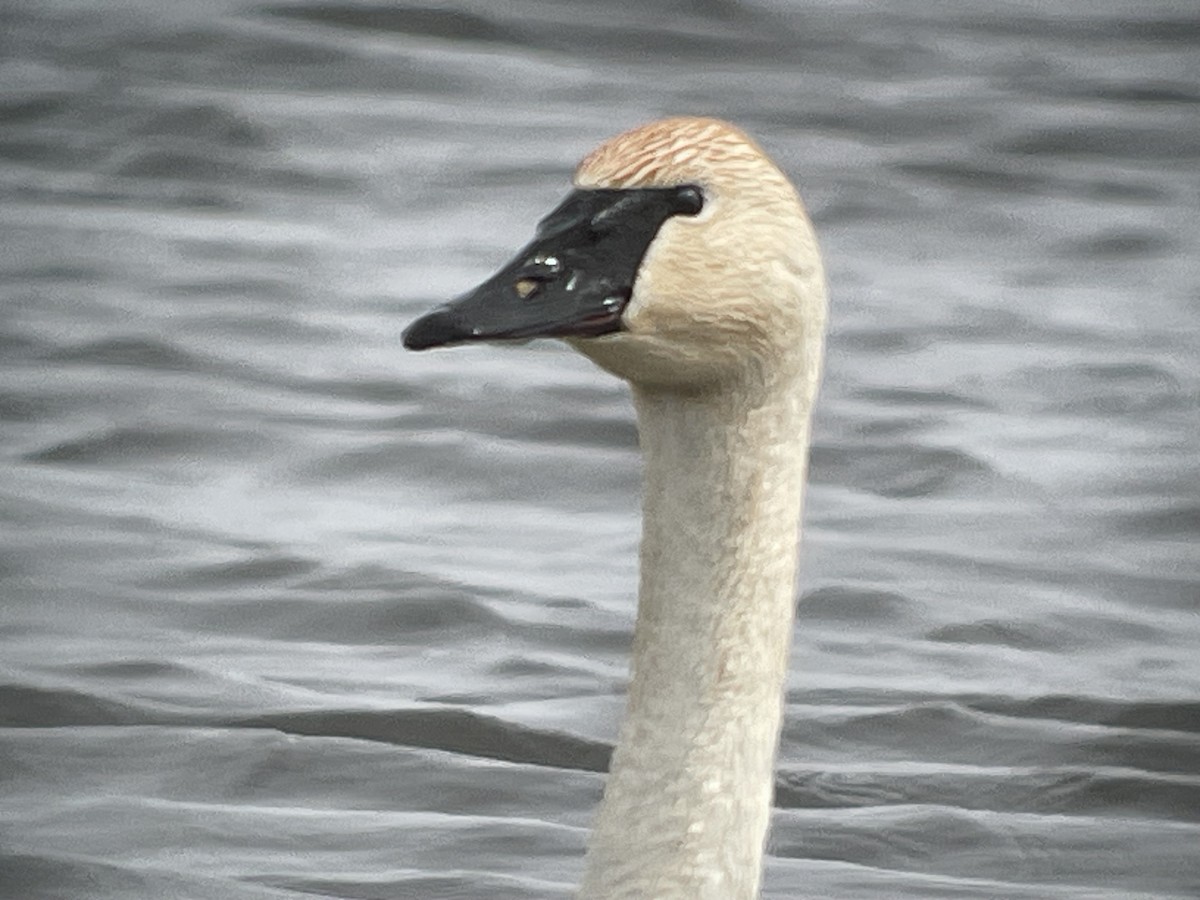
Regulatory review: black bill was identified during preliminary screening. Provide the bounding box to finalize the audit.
[402,185,703,351]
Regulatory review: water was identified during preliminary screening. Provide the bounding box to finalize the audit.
[2,1,1198,897]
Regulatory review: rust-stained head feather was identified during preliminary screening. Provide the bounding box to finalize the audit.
[574,117,786,194]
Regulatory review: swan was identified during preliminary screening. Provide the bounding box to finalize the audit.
[403,117,827,899]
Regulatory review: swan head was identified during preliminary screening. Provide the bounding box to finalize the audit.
[403,117,826,393]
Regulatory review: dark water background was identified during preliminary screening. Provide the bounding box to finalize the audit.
[2,0,1199,897]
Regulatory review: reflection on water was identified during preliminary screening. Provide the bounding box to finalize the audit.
[2,1,1198,898]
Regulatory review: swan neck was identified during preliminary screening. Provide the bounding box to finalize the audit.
[580,381,813,899]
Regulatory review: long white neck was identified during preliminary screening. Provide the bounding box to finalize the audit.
[579,373,815,899]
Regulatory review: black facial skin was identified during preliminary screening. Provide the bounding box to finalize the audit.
[402,185,704,351]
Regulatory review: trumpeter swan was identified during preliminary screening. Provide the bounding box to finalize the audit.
[404,117,827,900]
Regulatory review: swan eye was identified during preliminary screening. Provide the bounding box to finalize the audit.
[675,185,704,216]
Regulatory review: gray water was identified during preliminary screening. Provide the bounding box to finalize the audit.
[2,1,1199,897]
